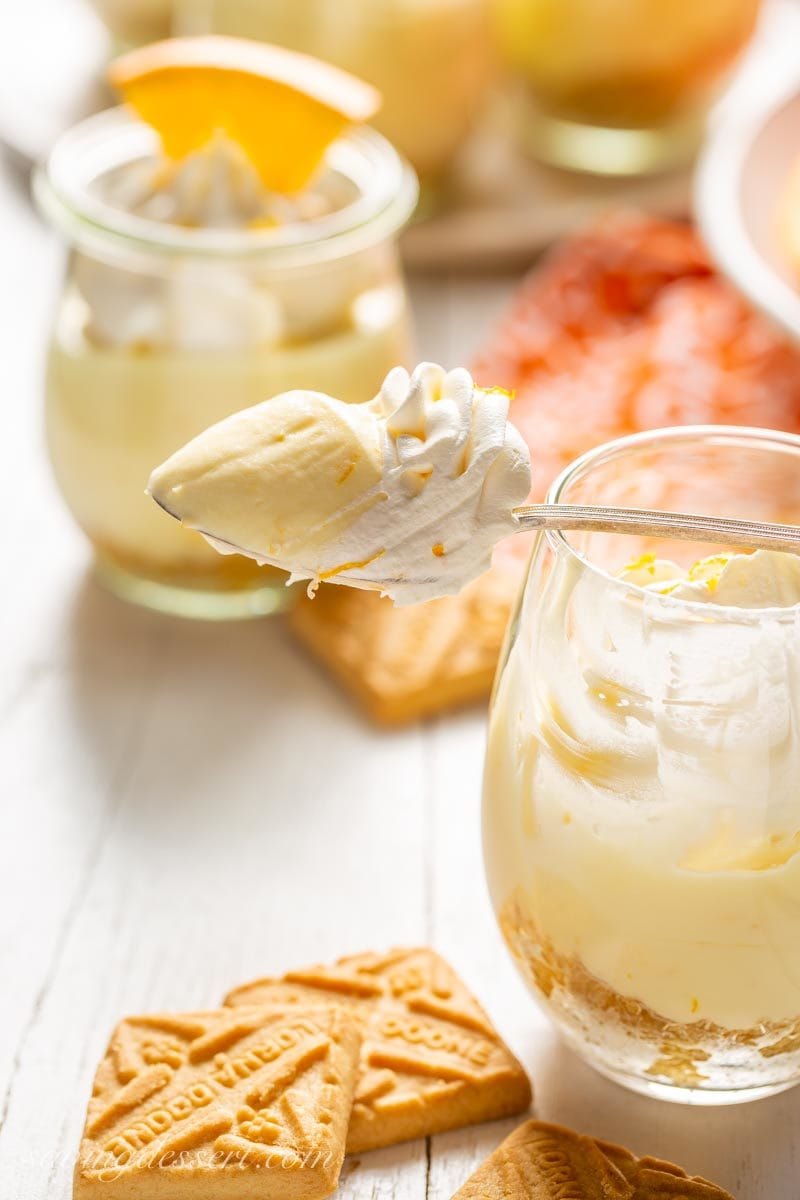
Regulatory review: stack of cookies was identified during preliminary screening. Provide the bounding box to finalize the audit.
[73,947,531,1199]
[72,946,735,1199]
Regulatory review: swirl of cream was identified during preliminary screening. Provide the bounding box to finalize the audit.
[76,137,340,351]
[338,362,532,603]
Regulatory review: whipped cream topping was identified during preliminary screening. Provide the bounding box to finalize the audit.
[100,136,335,229]
[148,362,532,605]
[619,549,800,608]
[74,250,284,352]
[329,362,532,602]
[77,136,345,351]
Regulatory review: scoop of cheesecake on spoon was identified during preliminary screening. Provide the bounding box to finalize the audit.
[148,362,800,606]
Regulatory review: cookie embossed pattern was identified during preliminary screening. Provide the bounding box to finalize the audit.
[73,1006,361,1200]
[225,947,532,1152]
[452,1121,734,1200]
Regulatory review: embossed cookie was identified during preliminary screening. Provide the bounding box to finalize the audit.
[74,1006,361,1200]
[452,1121,734,1199]
[224,948,532,1153]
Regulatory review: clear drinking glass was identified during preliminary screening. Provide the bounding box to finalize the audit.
[177,0,493,182]
[493,0,762,175]
[36,108,417,619]
[484,426,800,1103]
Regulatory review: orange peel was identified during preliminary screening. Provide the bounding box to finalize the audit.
[109,36,382,194]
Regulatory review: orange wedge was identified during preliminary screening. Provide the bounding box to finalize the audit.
[108,36,382,195]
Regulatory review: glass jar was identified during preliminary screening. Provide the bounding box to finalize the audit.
[484,426,800,1103]
[493,0,761,175]
[177,0,493,182]
[89,0,174,46]
[36,108,417,619]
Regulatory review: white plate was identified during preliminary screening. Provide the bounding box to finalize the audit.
[695,72,800,342]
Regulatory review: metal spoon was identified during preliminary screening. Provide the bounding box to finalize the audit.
[154,498,800,593]
[512,503,800,553]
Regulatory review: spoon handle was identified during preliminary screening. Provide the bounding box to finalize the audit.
[512,503,800,555]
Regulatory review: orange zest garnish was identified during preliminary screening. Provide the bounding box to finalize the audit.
[318,549,386,581]
[109,36,381,194]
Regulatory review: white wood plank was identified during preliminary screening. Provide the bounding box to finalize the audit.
[0,169,430,1197]
[0,590,433,1197]
[409,270,517,369]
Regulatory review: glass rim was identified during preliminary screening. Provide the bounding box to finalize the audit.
[34,106,419,267]
[544,424,800,621]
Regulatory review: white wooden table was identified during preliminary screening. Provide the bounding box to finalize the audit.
[0,154,798,1200]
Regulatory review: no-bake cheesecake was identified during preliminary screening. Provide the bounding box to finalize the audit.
[38,37,416,617]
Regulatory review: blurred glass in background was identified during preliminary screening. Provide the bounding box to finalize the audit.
[84,0,766,185]
[493,0,762,175]
[89,0,173,46]
[36,108,417,619]
[174,0,494,183]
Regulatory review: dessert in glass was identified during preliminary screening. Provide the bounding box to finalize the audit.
[484,426,800,1102]
[36,41,417,618]
[493,0,761,175]
[176,0,493,181]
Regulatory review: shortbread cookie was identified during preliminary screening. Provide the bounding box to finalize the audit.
[225,948,531,1153]
[289,570,517,726]
[452,1120,733,1199]
[74,1006,361,1200]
